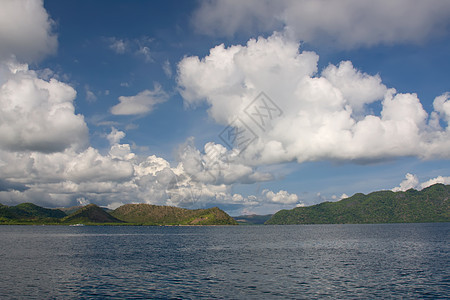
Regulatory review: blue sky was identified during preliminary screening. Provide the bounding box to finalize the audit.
[0,0,449,215]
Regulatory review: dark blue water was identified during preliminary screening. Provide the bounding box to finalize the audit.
[0,223,448,299]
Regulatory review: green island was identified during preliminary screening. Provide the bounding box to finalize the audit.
[266,183,450,224]
[0,203,237,226]
[1,183,449,225]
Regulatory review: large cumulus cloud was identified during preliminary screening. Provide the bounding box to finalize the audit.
[0,0,57,62]
[0,62,89,153]
[177,32,450,166]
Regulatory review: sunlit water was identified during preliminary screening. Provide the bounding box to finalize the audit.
[0,223,448,299]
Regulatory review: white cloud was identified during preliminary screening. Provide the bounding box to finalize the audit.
[111,83,168,115]
[106,127,125,145]
[0,0,57,62]
[192,0,450,48]
[433,93,450,125]
[108,38,128,54]
[262,189,299,204]
[0,130,302,215]
[177,32,450,165]
[85,85,97,102]
[178,32,319,125]
[0,128,275,212]
[137,46,152,63]
[109,144,135,161]
[192,0,281,38]
[106,36,153,62]
[391,173,450,192]
[77,197,90,206]
[64,147,135,184]
[392,173,419,192]
[340,193,349,200]
[175,139,273,185]
[322,61,387,113]
[0,60,88,153]
[331,194,349,201]
[420,176,450,190]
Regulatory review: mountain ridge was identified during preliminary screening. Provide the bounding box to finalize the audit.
[0,203,65,223]
[266,183,450,224]
[62,204,124,224]
[111,203,238,225]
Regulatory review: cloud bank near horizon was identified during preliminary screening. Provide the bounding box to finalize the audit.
[392,173,450,192]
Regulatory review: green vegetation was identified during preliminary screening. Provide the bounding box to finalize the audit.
[62,204,124,224]
[57,206,83,216]
[233,214,273,225]
[0,202,65,224]
[266,184,450,225]
[0,202,237,225]
[3,184,447,226]
[111,204,238,225]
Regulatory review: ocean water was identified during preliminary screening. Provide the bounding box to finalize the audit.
[0,223,448,299]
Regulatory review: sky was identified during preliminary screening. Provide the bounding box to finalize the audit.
[0,0,449,215]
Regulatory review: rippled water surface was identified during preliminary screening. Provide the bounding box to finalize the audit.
[0,223,448,299]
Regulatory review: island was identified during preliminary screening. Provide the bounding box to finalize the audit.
[266,183,450,224]
[0,203,237,226]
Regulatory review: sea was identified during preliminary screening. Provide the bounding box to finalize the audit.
[0,223,448,299]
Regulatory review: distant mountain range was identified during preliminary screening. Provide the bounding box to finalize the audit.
[0,203,237,225]
[233,214,273,225]
[266,184,450,224]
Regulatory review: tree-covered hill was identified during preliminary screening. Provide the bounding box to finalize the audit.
[62,204,124,224]
[0,203,65,223]
[266,184,450,225]
[111,204,238,225]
